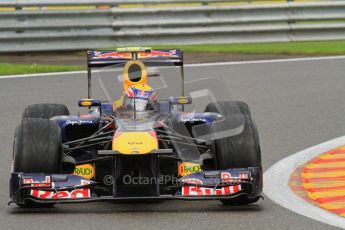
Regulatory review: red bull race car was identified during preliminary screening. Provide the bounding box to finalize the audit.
[9,47,262,207]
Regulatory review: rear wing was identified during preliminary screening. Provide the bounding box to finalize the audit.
[87,48,183,68]
[86,48,184,98]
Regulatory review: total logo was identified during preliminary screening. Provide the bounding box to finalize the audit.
[178,162,203,177]
[73,164,95,179]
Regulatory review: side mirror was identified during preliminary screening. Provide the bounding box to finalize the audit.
[78,99,101,107]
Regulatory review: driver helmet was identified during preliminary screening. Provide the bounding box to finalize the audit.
[123,84,157,112]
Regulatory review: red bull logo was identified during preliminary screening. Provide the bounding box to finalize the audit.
[138,50,178,58]
[93,50,178,60]
[182,185,241,196]
[93,51,132,59]
[30,180,91,199]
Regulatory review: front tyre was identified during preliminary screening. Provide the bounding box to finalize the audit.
[22,103,70,119]
[205,101,262,205]
[13,118,62,208]
[13,118,62,173]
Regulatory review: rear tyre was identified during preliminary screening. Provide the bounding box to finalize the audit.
[13,118,62,208]
[22,103,70,119]
[205,101,262,205]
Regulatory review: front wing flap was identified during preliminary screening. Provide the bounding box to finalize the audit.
[9,167,262,205]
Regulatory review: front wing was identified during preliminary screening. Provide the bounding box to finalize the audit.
[9,167,262,205]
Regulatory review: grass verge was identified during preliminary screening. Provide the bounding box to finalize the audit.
[154,40,345,55]
[1,40,345,76]
[0,63,83,76]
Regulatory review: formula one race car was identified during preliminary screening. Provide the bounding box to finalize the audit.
[9,47,262,207]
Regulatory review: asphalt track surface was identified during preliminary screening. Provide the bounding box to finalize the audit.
[1,58,345,230]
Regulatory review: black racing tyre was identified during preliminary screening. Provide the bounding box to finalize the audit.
[211,116,261,170]
[22,103,70,119]
[13,118,62,173]
[205,101,261,205]
[205,101,251,117]
[13,118,62,208]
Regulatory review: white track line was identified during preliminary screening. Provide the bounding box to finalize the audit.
[1,55,345,80]
[186,55,345,67]
[264,136,345,229]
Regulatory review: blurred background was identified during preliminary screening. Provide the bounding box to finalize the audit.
[0,0,344,74]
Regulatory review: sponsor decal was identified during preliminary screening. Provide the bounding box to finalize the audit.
[80,101,92,107]
[22,176,51,187]
[128,142,143,145]
[221,172,233,182]
[239,173,249,180]
[138,50,178,59]
[221,172,249,183]
[177,98,189,104]
[93,51,132,59]
[178,162,203,177]
[30,180,91,200]
[178,113,206,123]
[73,164,95,180]
[180,178,203,185]
[182,185,241,196]
[66,120,93,126]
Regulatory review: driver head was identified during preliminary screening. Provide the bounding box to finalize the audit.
[124,84,157,112]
